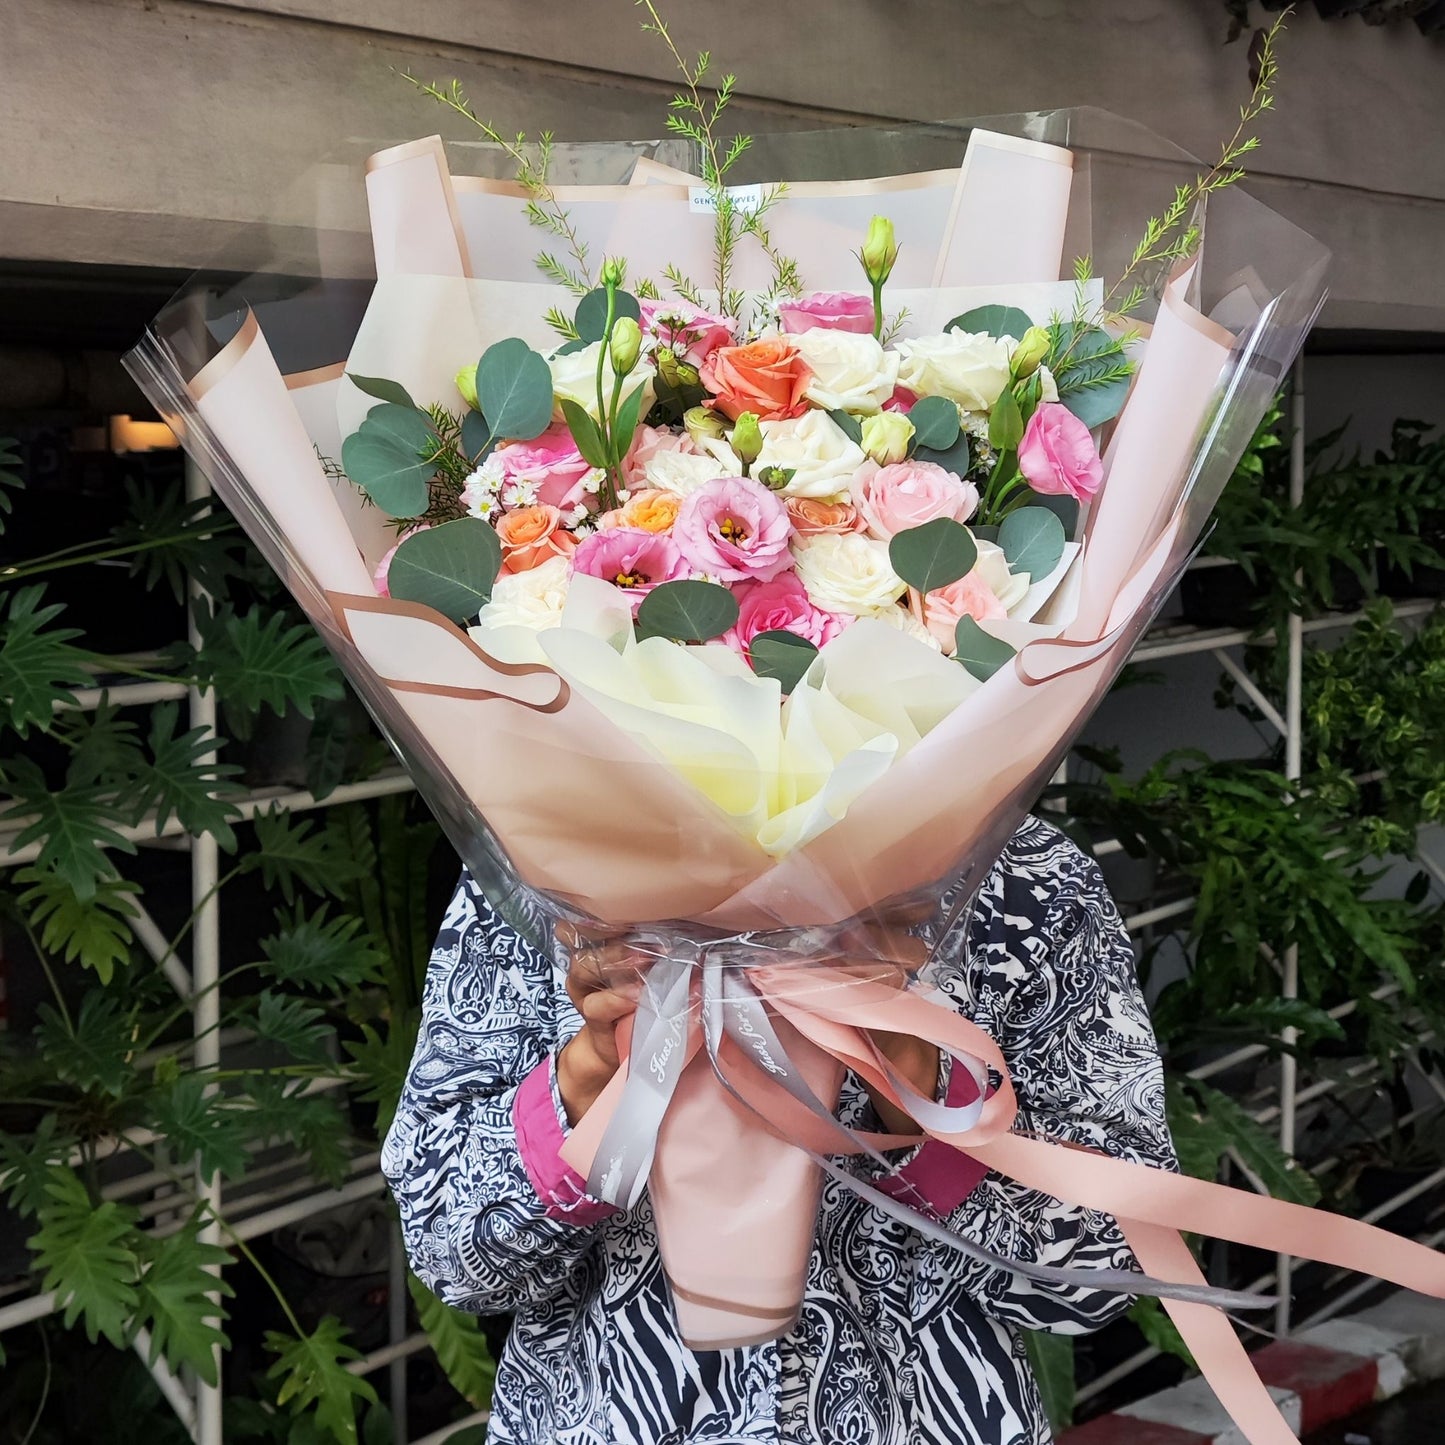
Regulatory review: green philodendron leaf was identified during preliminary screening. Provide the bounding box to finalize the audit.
[635,580,740,643]
[827,408,864,445]
[385,518,503,625]
[559,398,610,470]
[947,304,1034,340]
[253,992,334,1065]
[407,1272,496,1409]
[475,337,555,442]
[190,605,343,727]
[149,1076,251,1185]
[345,374,416,410]
[132,1217,235,1386]
[988,386,1025,452]
[1128,1296,1196,1370]
[343,1015,417,1140]
[611,383,650,464]
[887,517,977,595]
[747,630,819,694]
[0,435,21,535]
[36,992,136,1097]
[259,904,386,992]
[1194,1081,1321,1206]
[15,866,140,982]
[0,584,90,735]
[573,287,642,343]
[998,506,1066,581]
[953,615,1017,683]
[265,1317,378,1445]
[245,808,365,902]
[1023,1330,1075,1434]
[130,701,244,850]
[907,395,961,452]
[340,404,437,518]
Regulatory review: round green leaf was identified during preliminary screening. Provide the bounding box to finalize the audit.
[385,519,503,624]
[748,630,819,694]
[635,580,739,643]
[907,396,961,452]
[998,506,1066,580]
[474,338,555,442]
[460,410,493,463]
[887,518,978,595]
[913,433,973,478]
[346,373,416,409]
[945,304,1034,340]
[340,404,438,518]
[574,288,641,343]
[954,615,1017,683]
[1026,491,1080,535]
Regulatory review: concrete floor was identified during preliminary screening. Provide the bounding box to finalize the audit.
[1307,1378,1445,1443]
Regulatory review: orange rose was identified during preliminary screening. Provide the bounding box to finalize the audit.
[784,496,867,536]
[616,488,682,534]
[700,338,812,421]
[495,504,578,574]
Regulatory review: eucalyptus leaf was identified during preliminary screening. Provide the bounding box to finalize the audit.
[460,411,493,463]
[474,338,555,442]
[748,630,819,694]
[385,519,502,624]
[574,288,641,343]
[1026,490,1081,534]
[913,433,972,478]
[998,506,1066,580]
[888,517,977,595]
[954,615,1017,683]
[611,383,649,465]
[907,395,961,452]
[635,580,739,643]
[827,408,864,445]
[559,399,610,471]
[988,387,1024,452]
[340,404,438,518]
[946,304,1034,340]
[345,374,416,410]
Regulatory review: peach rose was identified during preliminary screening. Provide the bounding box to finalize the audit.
[618,488,682,533]
[783,496,868,536]
[495,504,578,574]
[923,571,1006,653]
[700,338,812,422]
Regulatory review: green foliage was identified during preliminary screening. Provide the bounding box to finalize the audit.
[132,1215,235,1385]
[259,904,387,992]
[36,992,137,1097]
[340,404,438,518]
[946,304,1033,340]
[14,866,140,981]
[473,337,556,443]
[247,1080,353,1188]
[346,374,416,409]
[888,518,977,596]
[147,1076,252,1185]
[1023,1329,1075,1433]
[385,518,502,624]
[109,478,247,602]
[1128,1296,1195,1370]
[252,992,334,1065]
[129,701,243,847]
[0,434,21,533]
[636,579,740,643]
[1045,323,1133,430]
[343,1015,419,1140]
[29,1169,140,1347]
[747,630,818,694]
[0,585,91,735]
[407,1271,497,1409]
[574,288,641,344]
[265,1316,379,1445]
[907,396,961,452]
[998,506,1066,581]
[245,809,366,902]
[954,616,1017,684]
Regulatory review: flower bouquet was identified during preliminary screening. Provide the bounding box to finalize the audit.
[124,21,1445,1439]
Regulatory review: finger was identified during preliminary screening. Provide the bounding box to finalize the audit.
[581,989,640,1029]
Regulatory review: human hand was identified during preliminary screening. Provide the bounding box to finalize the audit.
[555,927,644,1127]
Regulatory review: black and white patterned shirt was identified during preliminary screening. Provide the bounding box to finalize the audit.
[383,817,1175,1444]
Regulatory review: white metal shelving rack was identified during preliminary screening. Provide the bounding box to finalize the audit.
[3,363,1443,1437]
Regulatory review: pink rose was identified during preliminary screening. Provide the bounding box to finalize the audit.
[777,291,876,336]
[924,572,1006,653]
[855,460,979,541]
[373,525,428,597]
[571,527,689,613]
[490,426,597,510]
[639,300,735,366]
[723,573,852,658]
[622,424,700,489]
[1018,402,1104,501]
[783,496,868,536]
[671,476,795,583]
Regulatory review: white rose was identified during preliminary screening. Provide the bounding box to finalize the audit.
[471,555,571,633]
[791,329,900,414]
[642,448,731,498]
[975,537,1031,613]
[859,600,942,650]
[792,533,907,616]
[548,341,655,423]
[752,412,868,501]
[894,331,1012,412]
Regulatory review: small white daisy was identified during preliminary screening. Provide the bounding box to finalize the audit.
[580,469,605,496]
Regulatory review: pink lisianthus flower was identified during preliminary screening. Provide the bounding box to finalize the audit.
[776,291,876,336]
[855,460,979,541]
[723,573,852,659]
[490,425,599,511]
[1017,402,1104,501]
[639,300,735,366]
[571,526,689,613]
[622,423,701,489]
[923,571,1007,653]
[671,476,795,583]
[372,525,428,597]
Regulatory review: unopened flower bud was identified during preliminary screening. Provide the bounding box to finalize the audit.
[655,346,700,392]
[1011,325,1050,380]
[757,465,794,492]
[609,317,642,375]
[454,363,479,411]
[859,215,899,286]
[684,406,727,446]
[600,257,625,290]
[731,412,763,471]
[860,412,915,467]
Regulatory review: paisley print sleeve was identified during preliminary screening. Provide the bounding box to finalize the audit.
[381,872,607,1315]
[924,818,1179,1334]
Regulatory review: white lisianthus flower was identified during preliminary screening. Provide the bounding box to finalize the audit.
[1038,364,1060,404]
[548,341,655,423]
[791,328,900,414]
[792,533,907,615]
[894,331,1013,412]
[642,449,731,498]
[472,555,572,633]
[859,600,942,650]
[751,412,868,501]
[976,537,1032,613]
